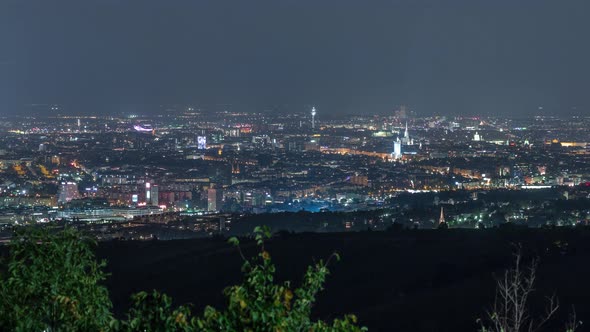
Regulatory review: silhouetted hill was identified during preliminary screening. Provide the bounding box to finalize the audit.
[97,228,590,331]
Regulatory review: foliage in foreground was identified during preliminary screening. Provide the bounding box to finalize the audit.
[0,226,366,331]
[0,228,112,332]
[196,226,366,331]
[113,290,195,332]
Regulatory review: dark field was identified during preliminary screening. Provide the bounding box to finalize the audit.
[98,228,590,331]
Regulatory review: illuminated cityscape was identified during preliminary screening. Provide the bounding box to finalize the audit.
[1,108,590,240]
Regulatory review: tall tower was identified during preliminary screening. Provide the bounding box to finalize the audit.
[439,207,446,225]
[311,107,317,129]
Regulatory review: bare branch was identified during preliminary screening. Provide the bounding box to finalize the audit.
[478,247,560,332]
[565,307,583,332]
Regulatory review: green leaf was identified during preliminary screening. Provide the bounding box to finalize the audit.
[228,237,240,246]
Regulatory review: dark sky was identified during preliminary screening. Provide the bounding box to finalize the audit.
[1,0,589,116]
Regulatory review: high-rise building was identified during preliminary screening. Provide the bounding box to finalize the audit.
[311,107,317,129]
[208,188,223,212]
[145,182,151,204]
[150,185,159,206]
[393,139,402,159]
[57,182,81,204]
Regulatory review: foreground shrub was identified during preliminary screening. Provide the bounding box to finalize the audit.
[114,290,196,331]
[0,227,113,331]
[0,226,366,331]
[195,226,366,331]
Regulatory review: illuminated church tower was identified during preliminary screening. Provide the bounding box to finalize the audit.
[402,122,413,145]
[438,207,448,229]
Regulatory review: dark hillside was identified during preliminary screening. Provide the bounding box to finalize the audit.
[98,228,590,331]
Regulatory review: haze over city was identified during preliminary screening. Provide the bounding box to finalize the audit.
[1,0,590,116]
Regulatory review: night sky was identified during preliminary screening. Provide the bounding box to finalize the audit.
[1,0,589,116]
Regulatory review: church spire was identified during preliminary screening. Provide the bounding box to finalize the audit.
[439,207,446,225]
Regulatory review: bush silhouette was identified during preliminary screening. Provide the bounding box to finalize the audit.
[0,227,366,332]
[196,226,366,331]
[0,228,112,331]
